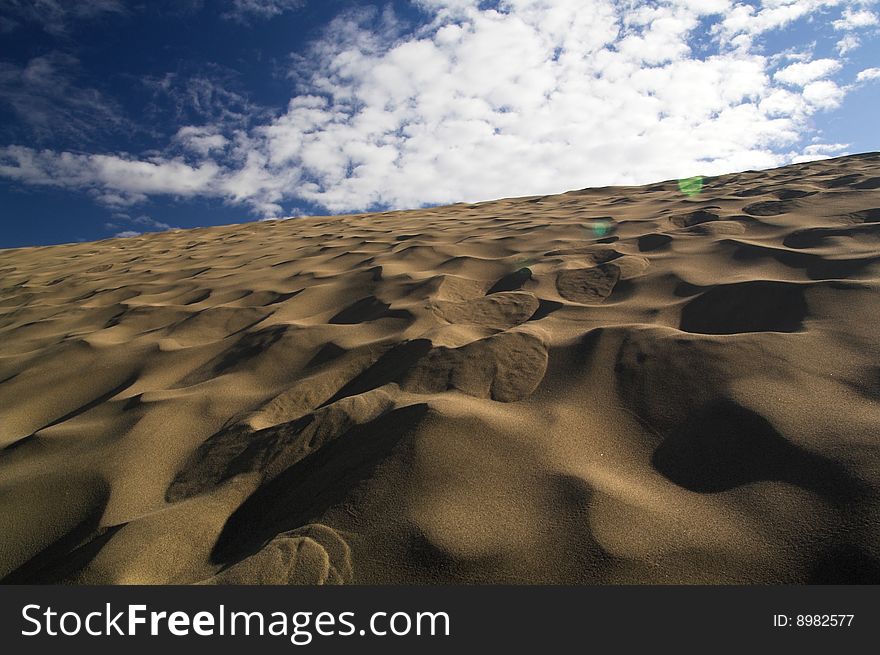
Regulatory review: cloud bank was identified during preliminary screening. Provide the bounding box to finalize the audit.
[1,0,879,218]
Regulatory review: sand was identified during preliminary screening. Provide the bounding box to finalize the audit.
[1,152,880,584]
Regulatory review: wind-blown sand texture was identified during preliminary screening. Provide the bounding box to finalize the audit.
[2,152,880,584]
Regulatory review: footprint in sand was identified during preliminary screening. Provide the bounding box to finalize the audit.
[669,208,721,228]
[201,524,352,585]
[400,330,549,402]
[555,263,621,304]
[432,291,540,329]
[742,200,794,216]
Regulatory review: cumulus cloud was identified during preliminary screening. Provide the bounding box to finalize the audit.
[774,58,842,86]
[801,79,845,109]
[856,67,880,82]
[716,0,837,49]
[830,3,879,54]
[790,141,849,163]
[0,0,874,216]
[833,6,879,30]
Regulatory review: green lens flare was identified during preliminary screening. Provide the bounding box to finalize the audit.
[592,220,611,237]
[678,176,703,197]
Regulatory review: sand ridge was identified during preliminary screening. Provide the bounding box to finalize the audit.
[1,152,880,584]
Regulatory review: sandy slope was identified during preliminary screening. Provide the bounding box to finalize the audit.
[2,153,880,584]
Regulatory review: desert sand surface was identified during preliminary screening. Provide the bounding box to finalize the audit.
[2,152,880,584]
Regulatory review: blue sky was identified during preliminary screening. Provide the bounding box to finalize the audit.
[0,0,878,248]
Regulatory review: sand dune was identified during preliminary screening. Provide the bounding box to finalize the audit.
[2,152,880,584]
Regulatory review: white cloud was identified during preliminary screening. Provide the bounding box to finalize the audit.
[716,1,835,48]
[0,0,126,35]
[106,213,174,233]
[830,3,879,53]
[791,141,849,163]
[833,7,879,30]
[223,0,305,22]
[132,214,174,230]
[174,126,229,156]
[0,52,127,143]
[856,67,880,82]
[774,58,842,86]
[801,79,845,109]
[836,33,861,54]
[0,1,872,216]
[114,230,140,238]
[804,142,849,156]
[142,70,263,128]
[0,145,222,206]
